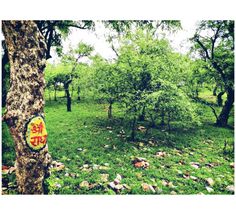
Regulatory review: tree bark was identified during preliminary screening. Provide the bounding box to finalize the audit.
[108,102,112,119]
[54,84,57,101]
[213,85,217,96]
[138,106,146,121]
[64,79,72,112]
[216,87,234,127]
[217,91,225,107]
[2,21,51,194]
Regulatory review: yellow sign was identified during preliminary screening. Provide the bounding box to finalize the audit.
[25,116,47,151]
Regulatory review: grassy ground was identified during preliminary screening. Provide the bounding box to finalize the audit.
[2,91,234,195]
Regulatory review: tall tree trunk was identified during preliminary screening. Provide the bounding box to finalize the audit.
[138,106,146,121]
[160,110,165,126]
[64,80,72,112]
[108,102,112,119]
[216,87,234,127]
[54,85,57,101]
[213,85,217,96]
[217,91,225,107]
[2,21,51,194]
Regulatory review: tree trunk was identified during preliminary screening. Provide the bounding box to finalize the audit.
[108,103,112,119]
[77,86,81,102]
[160,111,165,126]
[213,85,217,96]
[2,21,51,194]
[54,85,57,101]
[64,80,72,112]
[216,87,234,127]
[217,91,225,107]
[138,106,146,121]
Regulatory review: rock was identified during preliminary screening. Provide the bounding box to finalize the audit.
[123,184,131,190]
[100,174,109,182]
[114,184,124,190]
[138,142,145,147]
[162,180,168,186]
[116,174,122,181]
[108,182,116,189]
[51,161,65,171]
[55,183,61,188]
[99,166,110,170]
[170,191,177,195]
[149,185,156,193]
[77,148,83,152]
[206,186,214,193]
[225,185,234,193]
[114,178,120,185]
[198,192,205,195]
[155,151,167,158]
[137,126,146,132]
[206,178,214,186]
[80,181,89,189]
[190,176,198,181]
[190,162,200,169]
[133,157,149,169]
[142,183,150,191]
[230,162,234,169]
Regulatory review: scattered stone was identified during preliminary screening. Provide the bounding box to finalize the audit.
[80,181,89,189]
[155,151,167,158]
[137,126,146,132]
[141,183,156,193]
[106,126,112,130]
[230,162,234,169]
[51,161,65,171]
[99,166,110,170]
[225,185,234,193]
[132,157,149,169]
[142,183,150,191]
[190,176,198,181]
[114,184,124,190]
[108,182,116,189]
[170,191,177,195]
[100,174,109,182]
[190,162,200,169]
[55,183,61,188]
[198,192,205,195]
[123,184,131,190]
[206,186,214,193]
[162,180,175,188]
[77,148,83,152]
[206,178,214,186]
[148,140,155,146]
[138,142,145,147]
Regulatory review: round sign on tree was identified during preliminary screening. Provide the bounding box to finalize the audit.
[25,116,48,151]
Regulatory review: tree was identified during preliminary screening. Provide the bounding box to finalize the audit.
[2,21,51,194]
[61,42,93,111]
[146,79,199,130]
[192,20,234,126]
[91,55,121,118]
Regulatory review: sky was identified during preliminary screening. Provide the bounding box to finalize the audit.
[49,20,198,64]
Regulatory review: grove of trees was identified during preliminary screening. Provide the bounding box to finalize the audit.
[2,20,234,194]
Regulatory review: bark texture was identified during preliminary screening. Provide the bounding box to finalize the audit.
[2,21,51,194]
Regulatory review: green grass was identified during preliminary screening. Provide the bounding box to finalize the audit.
[2,91,234,195]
